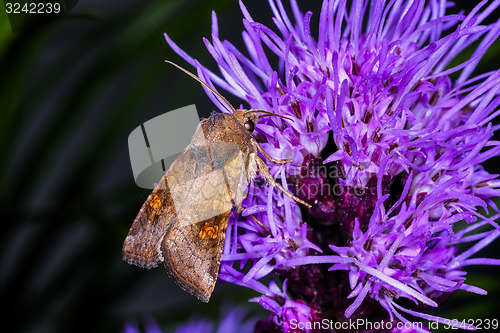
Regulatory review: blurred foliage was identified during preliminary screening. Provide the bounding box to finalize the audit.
[0,1,499,333]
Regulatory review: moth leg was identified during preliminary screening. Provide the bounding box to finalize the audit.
[250,215,271,236]
[249,214,266,229]
[254,154,312,208]
[254,141,292,164]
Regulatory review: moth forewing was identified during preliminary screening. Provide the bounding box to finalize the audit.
[123,112,255,302]
[161,210,231,302]
[167,145,243,225]
[122,175,172,269]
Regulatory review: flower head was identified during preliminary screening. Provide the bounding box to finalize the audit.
[165,0,500,331]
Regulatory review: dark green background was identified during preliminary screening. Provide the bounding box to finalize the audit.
[1,1,499,332]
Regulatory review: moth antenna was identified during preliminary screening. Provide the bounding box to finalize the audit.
[246,110,294,122]
[165,60,236,113]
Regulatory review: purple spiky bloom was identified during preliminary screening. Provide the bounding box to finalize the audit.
[123,308,255,333]
[165,0,500,332]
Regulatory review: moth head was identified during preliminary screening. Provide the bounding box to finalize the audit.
[238,109,293,134]
[242,110,258,133]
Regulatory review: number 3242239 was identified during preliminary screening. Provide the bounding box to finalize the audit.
[5,2,61,14]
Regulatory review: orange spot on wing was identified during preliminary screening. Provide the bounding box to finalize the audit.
[150,195,162,210]
[199,222,219,239]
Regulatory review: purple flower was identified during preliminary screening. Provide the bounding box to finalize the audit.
[124,317,163,333]
[123,308,255,333]
[165,0,500,332]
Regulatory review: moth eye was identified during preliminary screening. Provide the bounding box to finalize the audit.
[244,119,255,132]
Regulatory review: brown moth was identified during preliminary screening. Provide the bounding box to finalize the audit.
[122,61,311,302]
